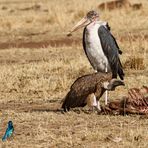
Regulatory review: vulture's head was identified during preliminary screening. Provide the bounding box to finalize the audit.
[103,79,125,91]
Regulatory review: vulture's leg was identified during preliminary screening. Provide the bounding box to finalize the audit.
[97,100,101,111]
[92,95,102,112]
[95,97,102,112]
[91,93,97,112]
[87,91,103,113]
[87,93,100,112]
[94,84,103,112]
[93,101,102,113]
[92,94,97,106]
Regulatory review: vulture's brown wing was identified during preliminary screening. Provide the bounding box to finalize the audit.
[62,89,87,108]
[62,85,95,110]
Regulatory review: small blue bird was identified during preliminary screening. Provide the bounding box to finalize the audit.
[2,121,14,141]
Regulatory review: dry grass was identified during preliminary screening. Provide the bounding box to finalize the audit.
[0,0,147,147]
[0,0,148,41]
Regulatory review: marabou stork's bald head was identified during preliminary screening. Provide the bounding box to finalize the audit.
[67,10,99,36]
[86,10,99,21]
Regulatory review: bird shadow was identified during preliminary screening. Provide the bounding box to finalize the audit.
[30,108,63,113]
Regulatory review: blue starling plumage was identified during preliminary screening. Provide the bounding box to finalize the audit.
[2,121,14,141]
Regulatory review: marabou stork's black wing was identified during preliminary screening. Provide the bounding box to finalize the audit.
[105,23,122,54]
[98,26,124,80]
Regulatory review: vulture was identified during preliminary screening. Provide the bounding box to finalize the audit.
[62,72,124,112]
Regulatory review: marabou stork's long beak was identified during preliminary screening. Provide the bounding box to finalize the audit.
[67,17,90,36]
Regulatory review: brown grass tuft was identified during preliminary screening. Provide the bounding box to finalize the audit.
[73,10,85,20]
[123,56,145,70]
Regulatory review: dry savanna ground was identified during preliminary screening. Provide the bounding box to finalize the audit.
[0,0,147,147]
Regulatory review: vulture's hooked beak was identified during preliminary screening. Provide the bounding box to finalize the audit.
[103,79,125,91]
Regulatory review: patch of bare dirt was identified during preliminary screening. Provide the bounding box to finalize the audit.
[0,32,147,49]
[0,0,37,5]
[0,99,61,112]
[0,38,81,49]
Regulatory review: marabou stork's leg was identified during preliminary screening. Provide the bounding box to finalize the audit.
[105,66,108,105]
